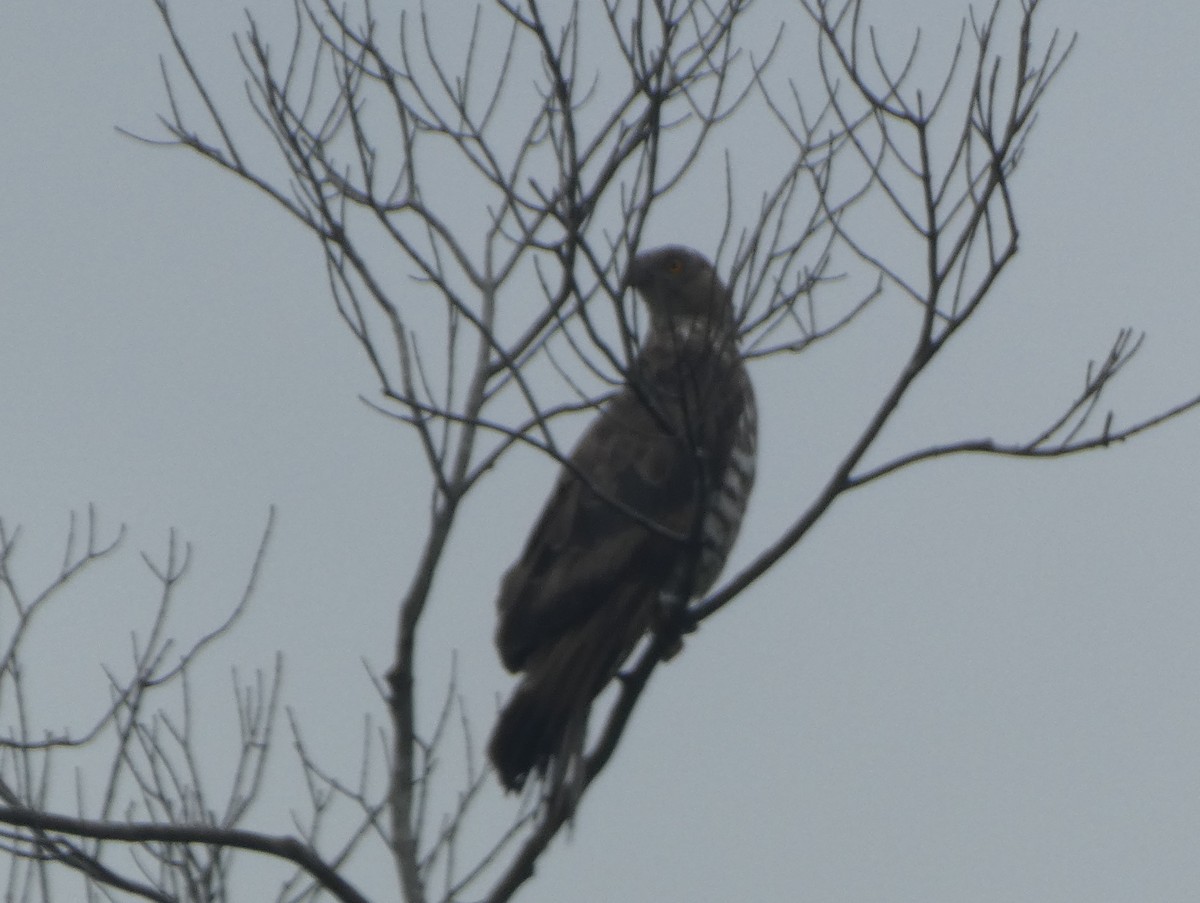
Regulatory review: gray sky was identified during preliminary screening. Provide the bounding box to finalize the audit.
[2,2,1199,901]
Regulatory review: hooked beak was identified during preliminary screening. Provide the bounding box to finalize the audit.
[625,255,652,293]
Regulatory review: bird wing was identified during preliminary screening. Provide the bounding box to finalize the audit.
[494,383,698,672]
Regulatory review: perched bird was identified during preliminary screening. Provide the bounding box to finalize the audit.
[487,246,757,803]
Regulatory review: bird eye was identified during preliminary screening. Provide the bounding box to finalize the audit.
[667,257,683,273]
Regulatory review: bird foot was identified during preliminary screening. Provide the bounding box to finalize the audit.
[654,591,692,660]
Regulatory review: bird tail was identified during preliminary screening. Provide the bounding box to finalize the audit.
[488,660,587,799]
[489,586,656,810]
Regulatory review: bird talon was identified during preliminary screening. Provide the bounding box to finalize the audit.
[660,635,685,661]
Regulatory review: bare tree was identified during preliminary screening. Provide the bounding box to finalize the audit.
[3,0,1197,900]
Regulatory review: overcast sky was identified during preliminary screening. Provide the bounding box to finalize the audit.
[3,2,1199,901]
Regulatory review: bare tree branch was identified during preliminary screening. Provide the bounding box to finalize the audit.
[0,806,370,903]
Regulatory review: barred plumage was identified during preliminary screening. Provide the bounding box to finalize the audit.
[488,247,757,803]
[698,396,757,590]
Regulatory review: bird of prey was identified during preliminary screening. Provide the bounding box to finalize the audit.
[487,245,757,803]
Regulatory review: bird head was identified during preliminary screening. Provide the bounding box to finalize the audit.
[626,246,734,336]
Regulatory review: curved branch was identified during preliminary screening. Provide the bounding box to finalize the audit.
[0,806,372,903]
[847,391,1200,490]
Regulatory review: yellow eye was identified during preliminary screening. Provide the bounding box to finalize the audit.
[667,257,683,274]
